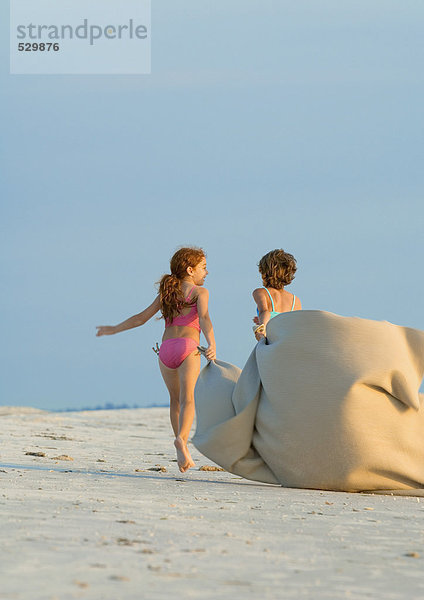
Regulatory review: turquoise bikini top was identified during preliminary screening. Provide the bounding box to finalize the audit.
[257,287,296,319]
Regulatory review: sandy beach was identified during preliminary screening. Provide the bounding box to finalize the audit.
[1,407,424,600]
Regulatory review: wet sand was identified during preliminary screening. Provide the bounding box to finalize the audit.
[1,407,424,599]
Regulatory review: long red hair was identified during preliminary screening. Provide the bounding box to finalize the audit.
[158,247,206,322]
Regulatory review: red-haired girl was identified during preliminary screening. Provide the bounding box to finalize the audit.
[96,247,216,472]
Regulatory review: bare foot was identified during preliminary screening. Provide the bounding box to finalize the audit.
[174,436,195,473]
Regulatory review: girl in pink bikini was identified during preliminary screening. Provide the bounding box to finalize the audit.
[96,247,216,472]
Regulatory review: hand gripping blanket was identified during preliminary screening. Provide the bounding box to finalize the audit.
[193,311,424,495]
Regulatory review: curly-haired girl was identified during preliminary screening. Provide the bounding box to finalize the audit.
[96,247,216,472]
[252,249,302,340]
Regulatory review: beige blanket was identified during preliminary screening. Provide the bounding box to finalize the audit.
[193,311,424,495]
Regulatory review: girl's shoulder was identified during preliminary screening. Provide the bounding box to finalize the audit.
[252,287,268,299]
[293,294,302,310]
[195,286,209,297]
[182,284,208,301]
[181,283,201,298]
[193,286,209,303]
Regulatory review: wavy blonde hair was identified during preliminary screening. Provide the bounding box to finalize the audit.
[158,247,206,322]
[258,249,297,289]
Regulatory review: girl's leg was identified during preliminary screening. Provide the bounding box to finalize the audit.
[158,359,180,437]
[174,350,201,472]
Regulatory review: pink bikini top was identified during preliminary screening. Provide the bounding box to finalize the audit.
[165,286,201,332]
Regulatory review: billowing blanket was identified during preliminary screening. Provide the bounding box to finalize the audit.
[193,311,424,494]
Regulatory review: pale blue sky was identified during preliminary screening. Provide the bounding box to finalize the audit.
[1,1,423,410]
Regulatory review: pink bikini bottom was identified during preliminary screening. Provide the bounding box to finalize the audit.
[159,338,199,369]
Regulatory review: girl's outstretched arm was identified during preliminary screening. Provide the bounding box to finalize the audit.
[96,296,161,336]
[196,288,216,360]
[252,288,271,340]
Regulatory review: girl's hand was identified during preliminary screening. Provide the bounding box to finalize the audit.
[96,326,117,337]
[253,316,259,325]
[253,323,266,341]
[205,344,216,361]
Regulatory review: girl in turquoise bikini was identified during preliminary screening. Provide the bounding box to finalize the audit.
[252,249,302,341]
